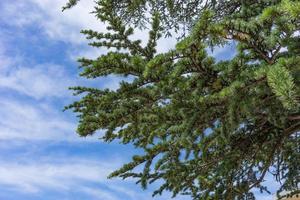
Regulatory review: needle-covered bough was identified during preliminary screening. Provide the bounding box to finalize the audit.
[64,0,300,199]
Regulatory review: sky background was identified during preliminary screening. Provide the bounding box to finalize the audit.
[0,0,277,199]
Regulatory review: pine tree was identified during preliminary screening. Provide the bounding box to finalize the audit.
[65,0,300,199]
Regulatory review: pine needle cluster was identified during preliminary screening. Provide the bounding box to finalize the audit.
[65,0,300,199]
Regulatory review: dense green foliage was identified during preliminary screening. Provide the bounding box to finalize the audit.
[65,0,300,199]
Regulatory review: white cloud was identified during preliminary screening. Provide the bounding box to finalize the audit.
[293,30,300,37]
[0,42,12,69]
[0,154,189,200]
[0,0,102,44]
[0,37,76,100]
[0,35,120,143]
[0,98,76,141]
[0,42,97,143]
[132,29,177,54]
[27,0,176,53]
[30,0,104,44]
[0,0,176,55]
[80,187,119,200]
[0,1,41,27]
[0,144,276,200]
[0,157,119,196]
[0,148,277,200]
[0,63,74,100]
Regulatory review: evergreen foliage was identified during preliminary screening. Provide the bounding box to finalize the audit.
[65,0,300,199]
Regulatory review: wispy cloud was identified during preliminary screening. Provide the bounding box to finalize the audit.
[0,1,41,27]
[0,30,120,143]
[80,187,119,200]
[0,156,119,196]
[0,154,189,200]
[0,0,101,44]
[0,36,75,99]
[0,63,74,100]
[0,97,76,141]
[0,41,80,142]
[0,0,176,55]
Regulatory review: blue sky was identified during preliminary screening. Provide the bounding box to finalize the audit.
[0,1,277,200]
